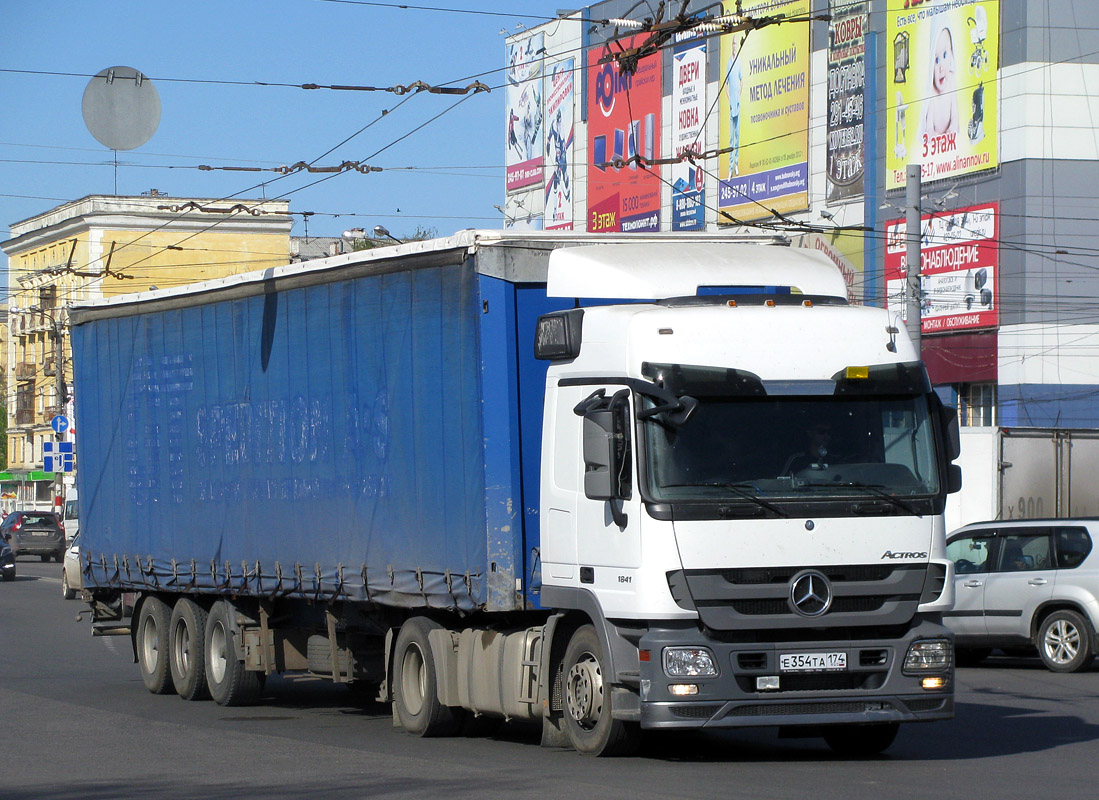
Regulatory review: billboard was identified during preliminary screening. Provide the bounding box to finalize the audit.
[672,35,707,230]
[586,35,662,233]
[826,1,867,204]
[886,0,999,190]
[506,34,544,192]
[719,0,810,222]
[885,202,999,333]
[544,59,575,230]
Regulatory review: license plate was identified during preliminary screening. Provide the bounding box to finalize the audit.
[779,652,847,672]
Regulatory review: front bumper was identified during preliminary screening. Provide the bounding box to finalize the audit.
[638,618,954,729]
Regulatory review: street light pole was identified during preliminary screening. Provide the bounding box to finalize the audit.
[905,164,922,357]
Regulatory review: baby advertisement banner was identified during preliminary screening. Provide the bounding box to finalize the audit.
[719,0,810,223]
[886,0,999,190]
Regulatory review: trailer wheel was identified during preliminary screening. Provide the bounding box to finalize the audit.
[170,598,210,700]
[392,617,462,737]
[561,625,640,756]
[204,600,264,706]
[136,596,174,695]
[822,722,899,756]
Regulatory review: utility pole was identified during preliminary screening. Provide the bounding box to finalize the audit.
[52,310,68,514]
[905,164,922,357]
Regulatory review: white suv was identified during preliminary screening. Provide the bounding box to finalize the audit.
[945,519,1099,673]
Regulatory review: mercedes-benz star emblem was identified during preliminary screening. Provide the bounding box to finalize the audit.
[789,570,833,617]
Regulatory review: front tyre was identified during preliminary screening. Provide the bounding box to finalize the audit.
[823,722,899,756]
[204,600,264,705]
[561,625,639,756]
[136,596,174,695]
[392,616,463,737]
[1039,610,1095,673]
[170,598,210,700]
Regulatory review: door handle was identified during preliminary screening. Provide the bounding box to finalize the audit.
[1028,578,1048,586]
[963,580,983,588]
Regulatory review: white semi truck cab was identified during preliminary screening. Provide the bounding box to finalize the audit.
[534,243,959,754]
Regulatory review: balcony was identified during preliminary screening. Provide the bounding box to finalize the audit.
[43,358,56,376]
[15,362,36,381]
[15,408,34,426]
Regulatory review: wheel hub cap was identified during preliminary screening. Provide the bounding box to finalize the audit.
[566,653,604,729]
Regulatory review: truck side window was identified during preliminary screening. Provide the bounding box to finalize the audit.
[1054,527,1093,569]
[947,535,990,575]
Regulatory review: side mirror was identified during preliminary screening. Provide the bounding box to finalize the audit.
[947,464,963,494]
[583,411,618,501]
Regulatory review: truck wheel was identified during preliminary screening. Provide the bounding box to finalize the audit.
[136,596,174,694]
[392,616,462,737]
[1039,610,1095,673]
[561,625,640,756]
[204,600,264,705]
[170,598,210,700]
[823,722,899,756]
[62,572,75,600]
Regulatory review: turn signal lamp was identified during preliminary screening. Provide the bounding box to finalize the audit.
[845,366,870,380]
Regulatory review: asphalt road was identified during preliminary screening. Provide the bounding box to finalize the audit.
[4,558,1099,800]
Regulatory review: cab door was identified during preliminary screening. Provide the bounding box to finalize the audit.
[946,531,995,639]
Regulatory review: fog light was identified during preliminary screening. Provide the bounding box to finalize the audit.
[904,639,952,673]
[669,684,699,696]
[921,676,949,690]
[663,647,719,677]
[757,676,780,691]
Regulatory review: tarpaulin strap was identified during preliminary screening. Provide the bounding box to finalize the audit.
[295,563,304,597]
[240,561,251,593]
[313,563,324,602]
[186,560,198,591]
[464,572,473,597]
[415,568,426,603]
[445,570,457,605]
[210,560,218,588]
[222,560,234,592]
[361,566,372,603]
[171,559,179,586]
[122,555,132,586]
[146,556,159,588]
[274,561,284,598]
[387,565,395,586]
[334,564,347,600]
[254,561,262,595]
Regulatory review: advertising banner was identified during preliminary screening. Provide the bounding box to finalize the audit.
[587,35,662,233]
[795,230,865,304]
[544,59,575,230]
[886,0,999,190]
[672,35,707,230]
[885,202,999,333]
[506,34,544,192]
[826,1,867,204]
[719,0,810,223]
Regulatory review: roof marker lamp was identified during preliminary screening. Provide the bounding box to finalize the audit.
[663,647,718,678]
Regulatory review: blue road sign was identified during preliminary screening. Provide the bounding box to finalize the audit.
[43,441,75,473]
[51,415,70,434]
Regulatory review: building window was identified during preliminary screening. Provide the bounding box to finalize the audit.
[958,382,997,427]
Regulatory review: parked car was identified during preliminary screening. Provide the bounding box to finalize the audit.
[945,518,1099,672]
[63,497,79,541]
[0,510,66,563]
[62,532,82,599]
[1,533,14,581]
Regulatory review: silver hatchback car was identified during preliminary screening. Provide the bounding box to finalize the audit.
[945,518,1099,672]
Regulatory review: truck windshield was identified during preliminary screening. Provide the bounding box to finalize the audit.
[640,366,941,503]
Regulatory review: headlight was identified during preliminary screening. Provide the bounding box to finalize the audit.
[903,639,952,673]
[663,647,718,677]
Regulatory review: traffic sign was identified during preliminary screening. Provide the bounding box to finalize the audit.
[44,441,75,473]
[51,415,70,434]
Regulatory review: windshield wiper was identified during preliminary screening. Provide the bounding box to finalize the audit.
[695,482,789,518]
[797,480,921,516]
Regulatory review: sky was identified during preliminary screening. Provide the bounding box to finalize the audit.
[0,1,567,284]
